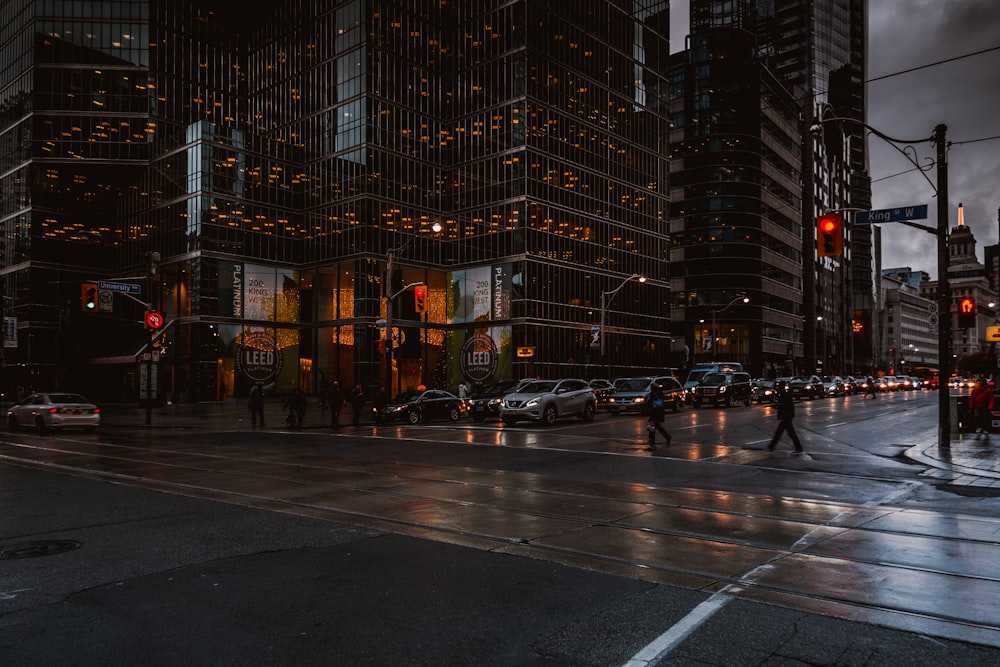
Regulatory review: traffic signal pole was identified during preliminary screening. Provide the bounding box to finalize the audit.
[145,252,160,425]
[810,117,950,449]
[934,124,951,450]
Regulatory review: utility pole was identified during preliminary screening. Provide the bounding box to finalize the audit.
[145,251,160,425]
[934,124,951,449]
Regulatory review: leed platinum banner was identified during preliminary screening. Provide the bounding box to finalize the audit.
[219,262,299,323]
[448,264,513,387]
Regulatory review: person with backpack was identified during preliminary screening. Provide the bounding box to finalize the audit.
[969,379,995,439]
[248,383,266,428]
[645,382,671,450]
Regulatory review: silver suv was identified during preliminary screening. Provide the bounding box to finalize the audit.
[500,378,597,426]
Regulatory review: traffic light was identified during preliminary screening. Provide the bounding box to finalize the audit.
[816,213,844,257]
[958,296,976,329]
[413,286,426,313]
[81,282,98,312]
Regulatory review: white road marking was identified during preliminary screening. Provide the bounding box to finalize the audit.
[621,592,732,666]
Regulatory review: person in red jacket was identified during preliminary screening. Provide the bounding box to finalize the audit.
[969,380,995,439]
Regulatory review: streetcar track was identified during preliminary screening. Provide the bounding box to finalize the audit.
[3,422,999,647]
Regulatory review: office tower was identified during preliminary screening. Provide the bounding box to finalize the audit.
[0,1,673,401]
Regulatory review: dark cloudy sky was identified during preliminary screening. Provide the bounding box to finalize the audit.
[670,1,1000,279]
[867,0,1000,278]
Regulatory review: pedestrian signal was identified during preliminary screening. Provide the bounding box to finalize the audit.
[957,297,976,329]
[816,213,843,257]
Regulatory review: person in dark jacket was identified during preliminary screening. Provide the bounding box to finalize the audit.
[283,388,307,429]
[766,381,803,454]
[248,383,266,428]
[645,382,672,450]
[349,384,366,425]
[373,384,389,425]
[327,381,345,427]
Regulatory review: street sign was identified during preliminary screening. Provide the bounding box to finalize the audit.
[98,280,142,295]
[144,310,165,330]
[516,346,535,358]
[986,326,1000,341]
[854,205,928,225]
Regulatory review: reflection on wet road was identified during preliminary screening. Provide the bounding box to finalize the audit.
[2,392,999,649]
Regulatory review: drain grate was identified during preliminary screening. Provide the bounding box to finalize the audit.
[0,540,81,559]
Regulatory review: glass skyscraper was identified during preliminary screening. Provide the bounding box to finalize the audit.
[0,1,674,402]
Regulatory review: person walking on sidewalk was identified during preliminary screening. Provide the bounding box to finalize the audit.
[645,382,671,451]
[765,381,803,454]
[349,384,366,425]
[969,379,994,439]
[248,383,266,428]
[327,381,345,427]
[373,384,389,425]
[283,388,307,429]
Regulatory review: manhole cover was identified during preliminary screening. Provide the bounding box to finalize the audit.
[0,540,81,559]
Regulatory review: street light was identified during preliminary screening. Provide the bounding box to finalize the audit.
[600,274,646,377]
[709,296,749,363]
[811,116,950,447]
[384,222,441,397]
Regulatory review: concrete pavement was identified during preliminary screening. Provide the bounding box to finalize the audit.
[91,398,1000,492]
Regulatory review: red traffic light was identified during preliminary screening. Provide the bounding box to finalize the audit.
[816,213,844,257]
[413,286,427,314]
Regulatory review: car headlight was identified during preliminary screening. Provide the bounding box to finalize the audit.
[525,397,541,407]
[635,396,645,404]
[386,405,405,413]
[488,398,501,407]
[719,385,727,393]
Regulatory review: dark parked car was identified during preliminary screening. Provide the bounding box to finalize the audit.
[469,380,524,422]
[588,379,616,405]
[751,379,778,404]
[788,375,823,400]
[692,372,752,407]
[382,389,464,424]
[608,376,684,415]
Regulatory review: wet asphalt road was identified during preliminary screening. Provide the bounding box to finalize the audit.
[3,389,1000,665]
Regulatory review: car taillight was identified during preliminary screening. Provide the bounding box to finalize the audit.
[48,407,60,414]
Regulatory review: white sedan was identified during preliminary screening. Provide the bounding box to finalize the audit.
[7,392,101,431]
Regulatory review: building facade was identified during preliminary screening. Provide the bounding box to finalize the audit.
[666,27,802,378]
[0,0,676,402]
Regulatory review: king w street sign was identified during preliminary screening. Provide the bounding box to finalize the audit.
[854,205,928,225]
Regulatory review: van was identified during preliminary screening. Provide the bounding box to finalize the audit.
[683,362,744,402]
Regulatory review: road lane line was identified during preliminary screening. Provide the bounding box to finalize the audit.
[621,591,732,666]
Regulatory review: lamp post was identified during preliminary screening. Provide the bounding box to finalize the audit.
[709,296,749,363]
[810,117,950,447]
[600,274,646,378]
[383,223,441,397]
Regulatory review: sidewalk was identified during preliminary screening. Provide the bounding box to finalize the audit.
[99,400,374,431]
[97,401,1000,491]
[904,433,1000,491]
